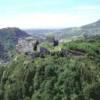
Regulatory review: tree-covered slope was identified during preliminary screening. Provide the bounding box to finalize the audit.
[0,42,9,61]
[0,35,100,100]
[0,27,30,50]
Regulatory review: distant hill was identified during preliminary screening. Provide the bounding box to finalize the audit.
[0,27,30,50]
[81,20,100,35]
[53,20,100,39]
[25,20,100,39]
[82,20,100,29]
[25,29,56,40]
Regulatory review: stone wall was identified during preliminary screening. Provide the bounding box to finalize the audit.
[16,37,39,53]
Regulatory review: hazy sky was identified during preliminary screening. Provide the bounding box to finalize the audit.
[0,0,100,29]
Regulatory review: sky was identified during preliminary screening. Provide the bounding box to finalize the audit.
[0,0,100,29]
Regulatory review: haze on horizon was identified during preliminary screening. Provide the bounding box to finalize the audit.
[0,0,100,29]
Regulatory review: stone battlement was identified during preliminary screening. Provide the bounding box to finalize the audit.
[16,37,40,53]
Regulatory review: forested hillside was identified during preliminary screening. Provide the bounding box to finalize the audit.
[0,35,100,100]
[0,43,9,62]
[0,27,29,50]
[0,27,30,62]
